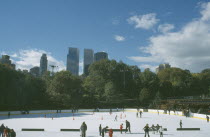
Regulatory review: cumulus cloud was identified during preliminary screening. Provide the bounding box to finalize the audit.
[127,13,159,29]
[114,35,125,42]
[158,23,174,33]
[3,49,66,71]
[128,2,210,72]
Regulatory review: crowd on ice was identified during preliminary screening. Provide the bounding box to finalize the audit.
[0,124,16,137]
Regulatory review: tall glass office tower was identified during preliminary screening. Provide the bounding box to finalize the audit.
[67,47,79,75]
[40,53,48,76]
[84,49,94,75]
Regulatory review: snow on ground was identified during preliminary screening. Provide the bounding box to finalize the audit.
[0,111,210,137]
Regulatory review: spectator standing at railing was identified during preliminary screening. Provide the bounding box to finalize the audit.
[206,115,209,123]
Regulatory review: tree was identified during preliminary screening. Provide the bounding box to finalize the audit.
[139,88,151,103]
[47,71,82,108]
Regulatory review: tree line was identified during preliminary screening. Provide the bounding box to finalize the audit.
[0,59,210,111]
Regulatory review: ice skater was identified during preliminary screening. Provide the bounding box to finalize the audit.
[80,122,87,137]
[120,124,123,134]
[109,128,113,137]
[151,124,155,134]
[156,124,160,133]
[114,115,118,121]
[0,124,5,137]
[99,124,102,136]
[159,126,163,137]
[136,112,138,118]
[140,111,143,118]
[125,120,131,133]
[102,126,108,137]
[143,124,150,137]
[180,120,182,128]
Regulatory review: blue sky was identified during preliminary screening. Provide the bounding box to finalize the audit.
[1,0,210,74]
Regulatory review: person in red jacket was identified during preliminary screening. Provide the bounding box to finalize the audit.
[109,128,113,137]
[120,124,123,134]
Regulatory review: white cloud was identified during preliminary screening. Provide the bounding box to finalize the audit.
[200,2,210,21]
[129,2,210,72]
[158,23,174,33]
[127,13,159,29]
[5,49,65,71]
[114,35,125,42]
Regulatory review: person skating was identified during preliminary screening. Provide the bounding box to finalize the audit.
[125,120,131,133]
[3,126,9,137]
[10,129,15,137]
[156,124,160,133]
[180,120,182,128]
[102,126,108,137]
[0,124,5,137]
[99,124,102,136]
[114,115,117,121]
[151,124,155,134]
[206,115,209,123]
[140,111,143,118]
[120,124,123,134]
[143,124,150,137]
[136,112,138,118]
[159,126,163,137]
[80,122,87,137]
[109,128,113,137]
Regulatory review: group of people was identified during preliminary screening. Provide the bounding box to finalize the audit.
[136,111,143,118]
[0,124,16,137]
[144,124,164,137]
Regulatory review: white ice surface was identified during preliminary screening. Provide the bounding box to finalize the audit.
[0,111,210,137]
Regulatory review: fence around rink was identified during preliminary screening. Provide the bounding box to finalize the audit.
[0,109,209,121]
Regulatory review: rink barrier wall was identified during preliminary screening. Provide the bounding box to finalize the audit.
[0,108,209,121]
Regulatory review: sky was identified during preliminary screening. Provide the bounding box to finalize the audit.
[1,0,210,74]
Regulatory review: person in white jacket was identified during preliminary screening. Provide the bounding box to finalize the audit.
[159,126,163,137]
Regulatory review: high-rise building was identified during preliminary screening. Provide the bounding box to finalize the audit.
[94,52,108,62]
[156,63,171,73]
[84,49,94,75]
[30,66,40,77]
[0,55,16,69]
[40,53,48,76]
[67,47,79,75]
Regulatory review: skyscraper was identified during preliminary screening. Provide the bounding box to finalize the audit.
[84,49,94,75]
[0,55,16,69]
[156,63,171,73]
[94,52,108,62]
[40,53,48,76]
[67,47,79,75]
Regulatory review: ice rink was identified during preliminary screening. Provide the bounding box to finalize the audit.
[0,110,210,137]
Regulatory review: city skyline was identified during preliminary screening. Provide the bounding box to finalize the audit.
[1,0,210,73]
